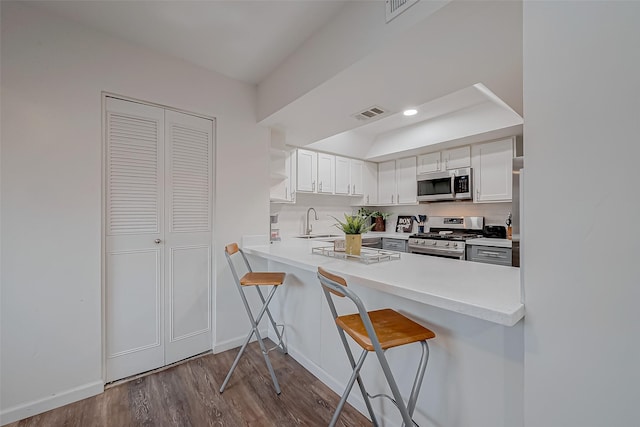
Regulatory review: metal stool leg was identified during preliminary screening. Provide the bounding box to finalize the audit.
[373,345,414,427]
[324,293,379,426]
[255,286,287,354]
[329,349,369,427]
[220,285,282,394]
[407,341,429,417]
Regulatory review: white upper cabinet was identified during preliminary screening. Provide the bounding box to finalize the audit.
[270,149,294,202]
[335,156,351,195]
[361,161,378,205]
[418,146,470,174]
[296,149,317,192]
[377,157,417,205]
[317,153,335,193]
[472,137,514,203]
[417,152,441,174]
[378,160,396,204]
[443,146,471,169]
[396,157,417,204]
[350,159,364,196]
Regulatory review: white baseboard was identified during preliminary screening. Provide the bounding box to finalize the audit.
[212,328,268,354]
[0,380,104,426]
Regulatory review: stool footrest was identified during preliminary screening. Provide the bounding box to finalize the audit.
[266,324,287,354]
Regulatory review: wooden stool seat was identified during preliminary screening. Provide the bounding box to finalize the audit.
[337,308,436,351]
[240,272,285,286]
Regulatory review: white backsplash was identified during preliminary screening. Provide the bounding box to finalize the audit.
[272,194,511,236]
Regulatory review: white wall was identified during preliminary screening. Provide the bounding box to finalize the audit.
[0,2,269,423]
[523,2,640,426]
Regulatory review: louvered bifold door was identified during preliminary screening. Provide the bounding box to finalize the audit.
[164,110,213,365]
[105,98,165,382]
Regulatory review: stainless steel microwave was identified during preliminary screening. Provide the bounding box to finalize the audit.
[416,167,473,202]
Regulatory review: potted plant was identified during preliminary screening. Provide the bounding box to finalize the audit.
[332,213,374,256]
[370,211,391,232]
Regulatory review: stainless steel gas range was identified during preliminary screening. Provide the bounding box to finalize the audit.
[408,216,484,260]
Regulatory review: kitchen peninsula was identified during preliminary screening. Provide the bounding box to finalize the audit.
[243,237,524,427]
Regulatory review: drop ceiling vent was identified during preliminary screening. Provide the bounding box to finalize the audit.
[352,106,389,121]
[385,0,419,23]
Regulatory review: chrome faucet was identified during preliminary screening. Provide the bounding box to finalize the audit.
[305,207,318,235]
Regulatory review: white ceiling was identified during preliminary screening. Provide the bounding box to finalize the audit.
[28,1,524,159]
[30,0,348,85]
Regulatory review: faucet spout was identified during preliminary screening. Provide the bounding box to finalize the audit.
[306,207,319,235]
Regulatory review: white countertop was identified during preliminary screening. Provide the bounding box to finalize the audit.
[244,238,524,327]
[467,238,512,248]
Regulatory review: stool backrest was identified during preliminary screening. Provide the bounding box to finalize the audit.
[225,243,253,287]
[318,266,347,297]
[225,243,239,255]
[317,267,382,353]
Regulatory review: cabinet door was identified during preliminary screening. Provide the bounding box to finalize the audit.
[317,153,335,193]
[350,159,364,196]
[335,156,350,195]
[378,160,396,204]
[296,149,317,192]
[269,149,292,202]
[362,161,378,205]
[396,157,417,204]
[472,138,514,202]
[417,152,441,174]
[443,146,471,169]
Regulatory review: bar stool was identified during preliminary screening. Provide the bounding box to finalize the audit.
[219,243,287,395]
[317,267,435,426]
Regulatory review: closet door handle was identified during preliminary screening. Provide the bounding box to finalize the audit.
[155,239,161,244]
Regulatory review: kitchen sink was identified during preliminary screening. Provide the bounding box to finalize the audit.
[295,234,342,239]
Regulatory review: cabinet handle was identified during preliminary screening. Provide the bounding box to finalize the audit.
[347,184,350,194]
[351,184,354,194]
[285,186,288,199]
[397,193,400,204]
[476,188,480,200]
[319,182,322,192]
[367,195,369,204]
[437,160,440,170]
[155,239,161,244]
[391,194,394,203]
[312,181,315,192]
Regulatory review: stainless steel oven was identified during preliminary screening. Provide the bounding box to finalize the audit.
[408,216,484,259]
[416,168,472,202]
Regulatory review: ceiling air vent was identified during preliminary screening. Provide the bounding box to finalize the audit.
[385,0,419,23]
[351,106,388,121]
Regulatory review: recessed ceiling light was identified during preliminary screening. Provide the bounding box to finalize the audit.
[403,109,418,116]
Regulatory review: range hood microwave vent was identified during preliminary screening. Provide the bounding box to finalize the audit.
[385,0,419,23]
[351,105,389,121]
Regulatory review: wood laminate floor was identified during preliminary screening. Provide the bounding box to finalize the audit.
[7,340,371,426]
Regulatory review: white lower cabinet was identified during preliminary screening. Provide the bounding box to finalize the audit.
[472,138,514,202]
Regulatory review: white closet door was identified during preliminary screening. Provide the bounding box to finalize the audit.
[105,98,165,382]
[164,110,213,364]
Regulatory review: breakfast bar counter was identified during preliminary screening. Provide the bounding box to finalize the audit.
[243,237,523,326]
[241,236,525,427]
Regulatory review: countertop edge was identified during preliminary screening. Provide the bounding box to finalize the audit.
[243,244,524,327]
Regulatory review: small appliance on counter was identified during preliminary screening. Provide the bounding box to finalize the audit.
[270,214,280,242]
[483,225,507,239]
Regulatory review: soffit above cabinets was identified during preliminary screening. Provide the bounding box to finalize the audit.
[304,84,524,162]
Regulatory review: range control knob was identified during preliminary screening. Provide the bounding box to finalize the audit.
[453,243,458,248]
[444,242,450,247]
